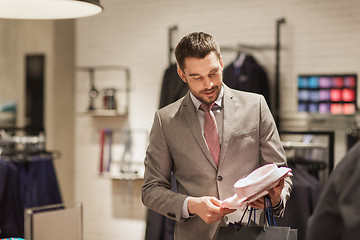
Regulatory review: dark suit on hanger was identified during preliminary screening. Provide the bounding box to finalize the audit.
[159,63,188,109]
[223,54,271,108]
[0,160,24,238]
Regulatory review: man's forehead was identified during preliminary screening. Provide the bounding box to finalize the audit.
[183,53,220,73]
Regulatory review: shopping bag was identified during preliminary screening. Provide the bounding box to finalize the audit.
[217,196,297,240]
[289,229,297,240]
[217,224,291,240]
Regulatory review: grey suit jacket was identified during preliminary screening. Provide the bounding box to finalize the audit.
[142,85,292,240]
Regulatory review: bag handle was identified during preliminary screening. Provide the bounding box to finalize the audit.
[264,195,276,226]
[236,205,256,228]
[246,207,256,227]
[239,205,249,223]
[236,195,277,228]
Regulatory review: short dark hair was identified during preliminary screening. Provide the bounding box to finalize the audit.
[175,32,221,70]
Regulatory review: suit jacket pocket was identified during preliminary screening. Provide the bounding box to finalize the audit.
[231,128,257,139]
[227,128,258,159]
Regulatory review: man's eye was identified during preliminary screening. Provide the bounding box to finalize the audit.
[194,77,202,80]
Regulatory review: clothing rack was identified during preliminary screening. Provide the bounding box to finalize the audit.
[282,141,329,176]
[0,130,63,238]
[220,18,286,126]
[346,126,360,150]
[281,130,334,187]
[0,128,60,161]
[168,25,178,66]
[275,18,286,127]
[0,133,45,145]
[220,44,275,52]
[280,130,334,176]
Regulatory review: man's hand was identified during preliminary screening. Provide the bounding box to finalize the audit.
[187,196,236,224]
[248,179,285,209]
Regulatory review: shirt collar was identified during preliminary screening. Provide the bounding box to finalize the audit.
[190,85,224,111]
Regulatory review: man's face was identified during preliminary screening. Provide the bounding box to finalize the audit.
[178,51,223,105]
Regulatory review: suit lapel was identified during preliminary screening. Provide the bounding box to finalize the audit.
[219,86,236,169]
[181,93,217,169]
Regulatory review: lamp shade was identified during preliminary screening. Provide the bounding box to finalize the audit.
[0,0,103,19]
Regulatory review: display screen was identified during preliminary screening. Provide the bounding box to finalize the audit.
[298,74,357,114]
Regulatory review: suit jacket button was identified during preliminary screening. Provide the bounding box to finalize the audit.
[217,176,223,181]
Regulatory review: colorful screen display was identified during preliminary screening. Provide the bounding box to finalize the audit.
[298,74,357,114]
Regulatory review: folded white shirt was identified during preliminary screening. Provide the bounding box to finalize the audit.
[221,163,292,209]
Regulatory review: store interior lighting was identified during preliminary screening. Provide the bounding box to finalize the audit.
[0,0,103,20]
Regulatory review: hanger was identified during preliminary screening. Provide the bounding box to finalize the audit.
[287,156,327,171]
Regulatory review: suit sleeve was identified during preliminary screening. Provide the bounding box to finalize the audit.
[142,111,188,222]
[258,95,292,215]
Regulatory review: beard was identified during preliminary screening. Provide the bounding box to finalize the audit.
[196,85,221,105]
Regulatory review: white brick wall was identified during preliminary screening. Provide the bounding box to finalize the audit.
[75,0,360,239]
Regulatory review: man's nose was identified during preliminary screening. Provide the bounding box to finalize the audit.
[204,78,214,89]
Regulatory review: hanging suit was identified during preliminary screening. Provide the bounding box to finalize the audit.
[0,159,24,238]
[223,54,271,108]
[159,63,188,109]
[17,156,62,208]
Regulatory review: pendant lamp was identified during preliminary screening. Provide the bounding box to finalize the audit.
[0,0,103,19]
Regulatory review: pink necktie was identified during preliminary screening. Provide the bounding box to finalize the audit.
[200,103,220,166]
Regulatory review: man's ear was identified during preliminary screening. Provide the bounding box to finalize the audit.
[220,55,224,69]
[177,68,187,83]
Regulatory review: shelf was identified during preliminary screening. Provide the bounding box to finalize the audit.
[77,65,130,117]
[282,141,327,149]
[99,171,143,180]
[78,109,127,117]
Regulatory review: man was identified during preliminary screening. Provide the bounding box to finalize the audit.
[142,32,292,240]
[306,141,360,240]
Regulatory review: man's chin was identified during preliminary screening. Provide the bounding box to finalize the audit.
[200,97,216,105]
[202,92,219,104]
